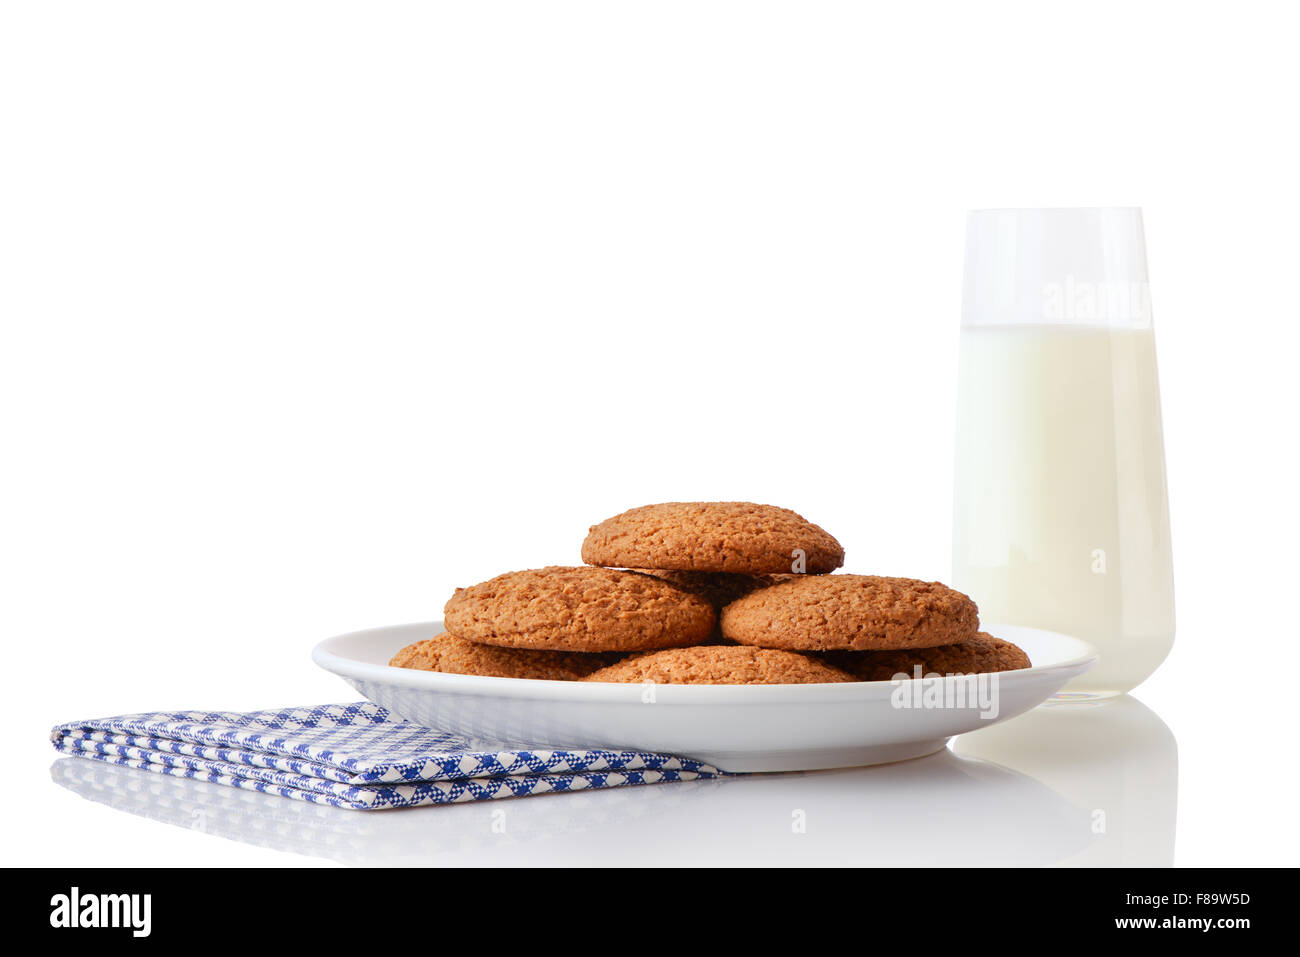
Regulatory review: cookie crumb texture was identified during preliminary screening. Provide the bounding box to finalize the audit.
[443,566,717,652]
[582,645,854,685]
[820,632,1031,681]
[721,574,980,651]
[632,569,791,611]
[389,633,621,681]
[582,502,844,575]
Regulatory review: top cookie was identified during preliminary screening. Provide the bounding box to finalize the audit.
[443,566,716,653]
[720,574,979,651]
[582,502,844,575]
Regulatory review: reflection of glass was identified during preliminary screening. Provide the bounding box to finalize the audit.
[953,695,1177,866]
[954,208,1175,696]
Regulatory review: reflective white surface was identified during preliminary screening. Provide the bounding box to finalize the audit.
[954,695,1176,866]
[49,694,1176,867]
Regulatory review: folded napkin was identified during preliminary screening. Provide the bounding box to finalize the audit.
[50,701,720,810]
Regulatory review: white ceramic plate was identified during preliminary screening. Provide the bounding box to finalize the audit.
[312,621,1096,772]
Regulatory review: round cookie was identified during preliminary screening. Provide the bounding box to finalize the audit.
[582,502,844,575]
[720,574,979,651]
[582,645,855,685]
[389,633,622,681]
[443,566,716,653]
[820,632,1031,682]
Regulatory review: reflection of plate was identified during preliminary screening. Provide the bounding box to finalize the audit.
[51,748,1088,867]
[313,621,1096,772]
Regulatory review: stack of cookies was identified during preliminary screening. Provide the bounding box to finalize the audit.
[390,502,1030,685]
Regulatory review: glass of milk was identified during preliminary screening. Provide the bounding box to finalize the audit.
[952,208,1174,696]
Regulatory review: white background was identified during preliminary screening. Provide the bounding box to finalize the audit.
[2,1,1297,866]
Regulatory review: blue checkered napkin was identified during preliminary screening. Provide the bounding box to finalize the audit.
[50,702,720,810]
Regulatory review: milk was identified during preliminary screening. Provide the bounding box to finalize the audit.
[952,323,1174,695]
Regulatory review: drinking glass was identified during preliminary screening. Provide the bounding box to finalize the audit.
[952,208,1174,696]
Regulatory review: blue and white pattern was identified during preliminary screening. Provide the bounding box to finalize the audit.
[50,702,720,810]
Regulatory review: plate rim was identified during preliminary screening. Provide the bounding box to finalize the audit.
[312,619,1098,704]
